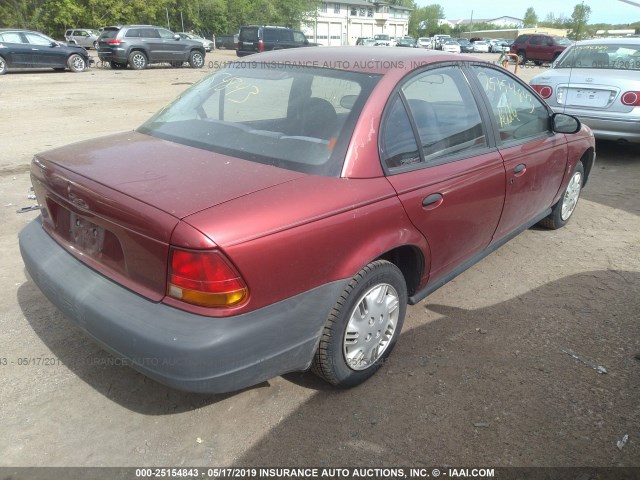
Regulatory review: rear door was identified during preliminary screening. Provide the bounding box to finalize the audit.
[0,31,31,67]
[465,64,568,240]
[382,65,506,281]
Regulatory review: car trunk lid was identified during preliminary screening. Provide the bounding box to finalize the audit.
[30,131,304,300]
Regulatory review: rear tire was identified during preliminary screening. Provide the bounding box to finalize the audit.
[0,56,7,75]
[67,53,87,72]
[128,51,147,70]
[188,50,205,69]
[312,260,407,388]
[539,161,584,230]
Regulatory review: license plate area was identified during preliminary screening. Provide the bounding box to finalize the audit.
[566,89,612,108]
[70,212,105,256]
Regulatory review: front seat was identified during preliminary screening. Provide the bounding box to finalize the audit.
[300,98,338,140]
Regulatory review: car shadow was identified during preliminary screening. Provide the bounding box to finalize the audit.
[17,268,640,463]
[582,140,640,217]
[17,278,267,414]
[238,270,640,466]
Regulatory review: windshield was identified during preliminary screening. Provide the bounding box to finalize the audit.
[554,36,572,46]
[137,64,380,176]
[556,43,640,70]
[375,35,390,41]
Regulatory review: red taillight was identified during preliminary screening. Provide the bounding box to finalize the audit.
[531,84,553,99]
[106,39,121,45]
[167,248,248,308]
[621,91,640,106]
[258,39,265,52]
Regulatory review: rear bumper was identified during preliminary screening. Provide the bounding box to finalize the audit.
[19,218,346,393]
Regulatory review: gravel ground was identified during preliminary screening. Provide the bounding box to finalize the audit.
[0,50,638,471]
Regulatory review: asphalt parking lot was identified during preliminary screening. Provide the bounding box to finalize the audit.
[0,49,639,470]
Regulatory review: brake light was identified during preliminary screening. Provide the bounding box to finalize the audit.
[167,248,248,308]
[106,39,121,45]
[258,39,265,52]
[531,84,553,99]
[621,91,640,106]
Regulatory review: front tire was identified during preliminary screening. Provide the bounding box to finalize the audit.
[539,161,584,230]
[0,56,7,75]
[128,51,147,70]
[188,50,205,69]
[312,260,407,388]
[517,50,527,65]
[67,54,87,72]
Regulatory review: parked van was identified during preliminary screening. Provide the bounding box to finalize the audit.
[236,26,314,56]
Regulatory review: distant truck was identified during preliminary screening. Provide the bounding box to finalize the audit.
[373,34,392,46]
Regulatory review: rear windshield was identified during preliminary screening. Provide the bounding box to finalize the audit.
[556,44,640,70]
[239,27,259,42]
[137,64,380,177]
[99,27,119,39]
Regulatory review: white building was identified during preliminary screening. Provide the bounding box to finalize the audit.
[439,16,524,29]
[302,0,412,46]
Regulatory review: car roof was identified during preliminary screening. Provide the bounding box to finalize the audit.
[572,37,640,46]
[235,46,481,75]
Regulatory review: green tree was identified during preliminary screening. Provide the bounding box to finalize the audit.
[523,7,538,27]
[569,2,591,40]
[408,3,444,37]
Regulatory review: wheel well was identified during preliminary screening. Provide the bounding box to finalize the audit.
[377,245,424,297]
[129,49,147,58]
[580,147,595,187]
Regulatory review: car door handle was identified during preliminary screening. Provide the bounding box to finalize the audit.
[422,193,444,209]
[513,164,526,175]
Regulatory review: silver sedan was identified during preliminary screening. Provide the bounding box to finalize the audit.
[530,38,640,144]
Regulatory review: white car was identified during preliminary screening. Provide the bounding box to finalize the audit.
[441,40,461,54]
[472,41,490,53]
[417,37,432,49]
[177,32,213,52]
[530,37,640,144]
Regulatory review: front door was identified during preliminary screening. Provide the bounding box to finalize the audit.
[465,65,568,240]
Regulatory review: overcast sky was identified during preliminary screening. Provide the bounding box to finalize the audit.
[415,0,640,25]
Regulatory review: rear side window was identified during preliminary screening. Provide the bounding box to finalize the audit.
[530,36,543,45]
[514,35,529,44]
[263,29,279,41]
[0,32,23,43]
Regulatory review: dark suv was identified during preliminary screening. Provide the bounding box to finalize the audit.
[97,25,206,70]
[510,34,572,65]
[236,26,314,57]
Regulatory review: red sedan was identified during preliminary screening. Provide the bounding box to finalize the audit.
[19,47,595,393]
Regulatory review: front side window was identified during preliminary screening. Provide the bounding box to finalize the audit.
[25,33,53,45]
[468,66,549,143]
[138,65,380,176]
[158,29,175,39]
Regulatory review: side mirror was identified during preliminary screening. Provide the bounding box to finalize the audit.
[552,113,581,134]
[174,34,180,41]
[50,41,60,47]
